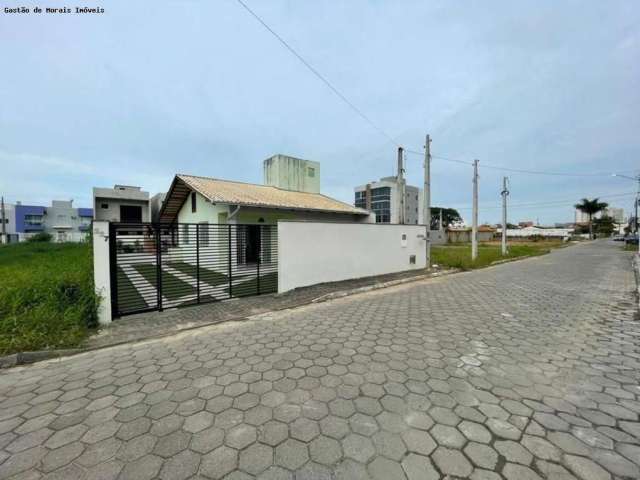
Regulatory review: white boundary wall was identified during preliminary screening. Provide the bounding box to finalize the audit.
[277,221,427,293]
[93,221,112,325]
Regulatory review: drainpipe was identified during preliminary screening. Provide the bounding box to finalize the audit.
[228,205,241,222]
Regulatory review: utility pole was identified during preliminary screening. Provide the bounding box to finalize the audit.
[501,177,509,255]
[439,209,443,231]
[424,135,431,266]
[397,147,405,224]
[0,196,5,245]
[471,160,479,261]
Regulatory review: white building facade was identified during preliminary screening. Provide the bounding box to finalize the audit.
[354,177,423,224]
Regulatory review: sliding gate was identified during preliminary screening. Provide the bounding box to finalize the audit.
[109,223,278,317]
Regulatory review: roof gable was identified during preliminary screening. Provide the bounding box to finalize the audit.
[159,174,368,222]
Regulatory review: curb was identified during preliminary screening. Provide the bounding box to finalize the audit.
[0,349,82,369]
[310,268,460,304]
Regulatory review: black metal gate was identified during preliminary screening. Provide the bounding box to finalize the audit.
[109,223,278,318]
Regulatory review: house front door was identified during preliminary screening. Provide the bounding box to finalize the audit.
[245,225,260,263]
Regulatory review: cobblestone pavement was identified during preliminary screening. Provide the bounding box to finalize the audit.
[1,241,639,480]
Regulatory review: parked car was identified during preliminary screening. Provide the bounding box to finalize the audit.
[613,234,625,241]
[625,234,639,245]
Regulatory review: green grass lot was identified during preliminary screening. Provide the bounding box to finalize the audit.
[432,240,564,270]
[0,242,98,355]
[623,243,638,252]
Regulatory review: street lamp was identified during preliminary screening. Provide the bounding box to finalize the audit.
[612,173,640,254]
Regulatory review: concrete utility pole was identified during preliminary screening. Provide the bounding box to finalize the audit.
[472,159,479,261]
[1,196,5,245]
[612,173,640,254]
[501,177,509,255]
[397,147,405,224]
[424,134,431,266]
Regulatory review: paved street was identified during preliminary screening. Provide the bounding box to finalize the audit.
[1,241,638,480]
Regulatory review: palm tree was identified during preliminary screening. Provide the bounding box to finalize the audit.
[575,198,608,239]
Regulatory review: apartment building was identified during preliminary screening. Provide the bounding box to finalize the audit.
[354,176,422,224]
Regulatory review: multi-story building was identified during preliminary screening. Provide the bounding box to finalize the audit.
[93,185,150,223]
[354,176,422,224]
[575,207,625,224]
[1,200,93,242]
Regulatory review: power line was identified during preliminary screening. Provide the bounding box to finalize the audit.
[405,150,638,178]
[453,192,638,210]
[235,1,635,182]
[234,0,400,147]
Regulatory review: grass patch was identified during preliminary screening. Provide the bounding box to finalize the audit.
[133,263,196,301]
[623,243,638,252]
[168,261,228,286]
[0,242,98,355]
[432,241,563,270]
[117,266,149,313]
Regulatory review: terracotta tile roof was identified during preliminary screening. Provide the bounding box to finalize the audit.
[177,174,369,216]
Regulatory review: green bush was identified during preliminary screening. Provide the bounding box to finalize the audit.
[27,232,52,243]
[0,242,99,355]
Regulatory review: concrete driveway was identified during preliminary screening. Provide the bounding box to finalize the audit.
[0,241,638,479]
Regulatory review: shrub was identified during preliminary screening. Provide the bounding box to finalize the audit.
[27,232,52,243]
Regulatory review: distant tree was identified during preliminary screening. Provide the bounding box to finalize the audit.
[593,215,615,237]
[506,223,519,229]
[574,198,608,239]
[430,207,462,230]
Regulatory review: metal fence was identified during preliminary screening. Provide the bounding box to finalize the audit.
[109,223,278,317]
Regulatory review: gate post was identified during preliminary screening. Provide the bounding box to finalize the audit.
[256,226,261,295]
[228,224,233,297]
[196,224,200,304]
[155,225,163,311]
[93,221,113,325]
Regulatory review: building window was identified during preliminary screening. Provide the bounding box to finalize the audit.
[198,222,208,246]
[182,224,189,245]
[307,167,315,178]
[101,203,108,209]
[191,192,197,213]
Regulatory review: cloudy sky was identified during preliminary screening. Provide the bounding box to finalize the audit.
[1,0,638,224]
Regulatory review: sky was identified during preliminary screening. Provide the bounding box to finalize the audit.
[1,0,639,225]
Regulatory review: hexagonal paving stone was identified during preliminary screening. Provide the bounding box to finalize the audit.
[432,447,473,477]
[158,449,200,480]
[372,430,407,461]
[240,442,274,475]
[431,424,466,448]
[201,445,239,479]
[308,435,342,466]
[275,438,309,470]
[290,417,320,442]
[402,429,437,456]
[465,442,498,469]
[191,426,225,454]
[225,424,257,449]
[342,433,375,463]
[259,421,289,446]
[119,454,163,480]
[367,456,405,480]
[153,430,192,458]
[183,411,214,433]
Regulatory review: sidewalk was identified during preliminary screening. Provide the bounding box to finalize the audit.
[85,267,450,349]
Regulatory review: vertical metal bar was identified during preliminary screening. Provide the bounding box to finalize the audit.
[156,225,163,311]
[228,224,233,298]
[196,224,200,304]
[109,223,119,319]
[256,226,261,295]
